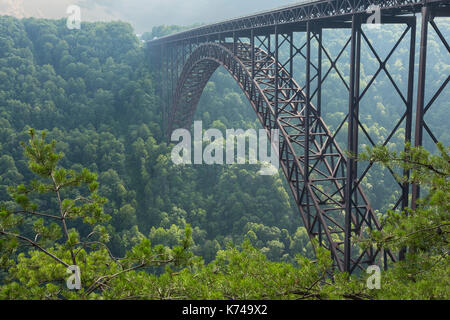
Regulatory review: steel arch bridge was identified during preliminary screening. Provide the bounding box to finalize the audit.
[148,0,450,274]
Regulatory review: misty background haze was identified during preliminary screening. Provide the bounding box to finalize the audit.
[0,0,301,33]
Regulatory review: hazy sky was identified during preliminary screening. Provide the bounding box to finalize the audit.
[0,0,300,33]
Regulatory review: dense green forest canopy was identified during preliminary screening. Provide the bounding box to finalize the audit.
[0,16,307,265]
[0,16,448,300]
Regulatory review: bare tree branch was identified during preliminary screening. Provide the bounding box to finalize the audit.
[13,210,62,221]
[0,230,70,268]
[51,173,77,266]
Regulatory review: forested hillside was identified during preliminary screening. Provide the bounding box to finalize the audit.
[0,16,310,266]
[0,16,448,300]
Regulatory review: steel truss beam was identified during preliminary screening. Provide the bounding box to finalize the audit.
[149,0,448,46]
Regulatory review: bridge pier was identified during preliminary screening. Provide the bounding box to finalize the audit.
[345,14,362,273]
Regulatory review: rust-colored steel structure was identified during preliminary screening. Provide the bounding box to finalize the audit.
[148,0,450,274]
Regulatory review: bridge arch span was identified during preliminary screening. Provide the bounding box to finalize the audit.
[168,42,387,272]
[169,43,275,133]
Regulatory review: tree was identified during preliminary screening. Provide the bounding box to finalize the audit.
[0,129,193,299]
[356,143,449,299]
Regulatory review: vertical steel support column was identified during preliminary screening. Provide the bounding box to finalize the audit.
[170,45,174,110]
[174,45,178,80]
[251,29,255,79]
[233,32,237,55]
[412,6,430,211]
[345,15,361,273]
[275,26,279,121]
[305,22,312,230]
[305,22,311,184]
[317,28,323,117]
[400,18,417,261]
[165,44,169,138]
[161,44,166,137]
[289,31,294,79]
[354,17,362,229]
[182,42,185,67]
[317,27,322,245]
[290,31,299,113]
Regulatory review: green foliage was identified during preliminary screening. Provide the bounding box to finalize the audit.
[358,143,449,252]
[355,143,449,299]
[0,130,193,299]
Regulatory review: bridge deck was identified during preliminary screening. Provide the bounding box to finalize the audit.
[149,0,448,45]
